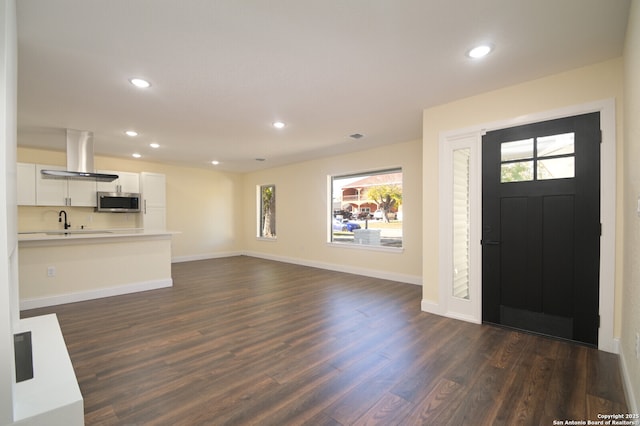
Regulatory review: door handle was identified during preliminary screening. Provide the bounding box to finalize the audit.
[481,240,501,246]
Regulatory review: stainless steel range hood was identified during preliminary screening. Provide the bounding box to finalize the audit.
[40,129,118,182]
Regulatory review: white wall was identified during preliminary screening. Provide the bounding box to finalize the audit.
[1,0,18,422]
[622,0,640,412]
[242,139,422,284]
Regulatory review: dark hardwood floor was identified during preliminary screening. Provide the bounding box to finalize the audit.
[22,256,628,425]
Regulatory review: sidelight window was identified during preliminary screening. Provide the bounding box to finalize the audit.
[452,148,471,300]
[258,184,276,239]
[500,132,575,183]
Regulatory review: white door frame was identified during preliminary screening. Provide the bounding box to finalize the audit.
[434,98,617,353]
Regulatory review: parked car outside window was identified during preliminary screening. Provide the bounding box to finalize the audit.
[332,218,361,232]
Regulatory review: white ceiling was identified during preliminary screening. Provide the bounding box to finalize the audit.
[15,0,631,173]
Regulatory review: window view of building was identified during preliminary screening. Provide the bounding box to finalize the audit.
[331,169,402,247]
[259,184,276,238]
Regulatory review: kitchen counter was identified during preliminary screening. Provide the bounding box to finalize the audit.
[18,229,174,310]
[18,228,173,242]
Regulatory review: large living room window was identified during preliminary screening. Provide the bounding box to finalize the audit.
[258,184,276,239]
[331,168,402,248]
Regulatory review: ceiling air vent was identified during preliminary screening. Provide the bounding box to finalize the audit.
[349,133,365,140]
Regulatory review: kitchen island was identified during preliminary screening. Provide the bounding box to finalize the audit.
[18,229,174,310]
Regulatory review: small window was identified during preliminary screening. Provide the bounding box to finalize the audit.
[258,184,276,238]
[331,169,402,248]
[500,161,534,183]
[501,138,534,162]
[500,133,575,183]
[452,148,470,300]
[537,157,575,180]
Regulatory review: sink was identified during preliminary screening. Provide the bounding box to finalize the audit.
[44,230,113,235]
[19,229,143,238]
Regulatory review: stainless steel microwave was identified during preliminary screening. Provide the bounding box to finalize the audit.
[97,192,141,212]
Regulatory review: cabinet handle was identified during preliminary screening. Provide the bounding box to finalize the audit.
[144,200,147,214]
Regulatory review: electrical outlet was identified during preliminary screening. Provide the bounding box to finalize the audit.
[636,332,640,359]
[47,266,56,277]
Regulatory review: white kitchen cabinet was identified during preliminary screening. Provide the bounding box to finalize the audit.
[17,162,36,205]
[142,206,166,231]
[68,178,98,206]
[96,170,140,193]
[140,172,166,230]
[35,165,66,206]
[35,164,97,207]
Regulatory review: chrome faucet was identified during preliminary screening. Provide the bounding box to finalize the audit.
[58,210,70,230]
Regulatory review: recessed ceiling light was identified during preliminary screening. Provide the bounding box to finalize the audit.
[132,153,142,158]
[467,44,493,59]
[272,121,286,129]
[129,78,151,88]
[149,143,160,149]
[125,130,138,137]
[211,160,220,165]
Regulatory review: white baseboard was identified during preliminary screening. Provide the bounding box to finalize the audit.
[443,310,482,325]
[421,299,443,316]
[172,251,243,263]
[20,278,173,310]
[612,337,621,354]
[619,344,639,415]
[243,251,422,285]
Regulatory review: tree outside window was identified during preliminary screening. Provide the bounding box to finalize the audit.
[331,169,402,247]
[259,184,276,238]
[365,184,402,224]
